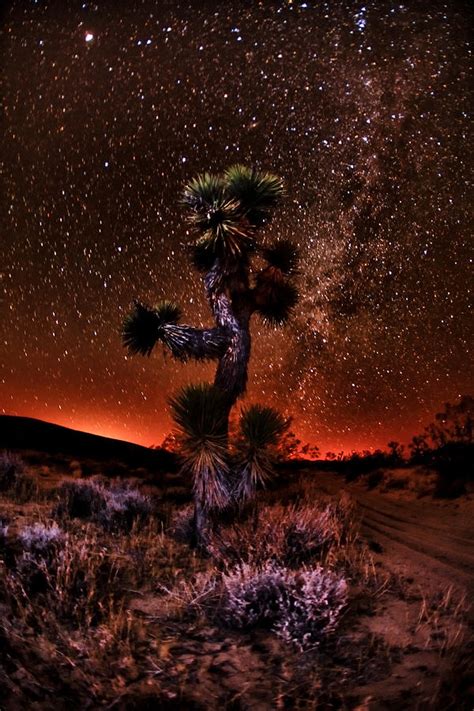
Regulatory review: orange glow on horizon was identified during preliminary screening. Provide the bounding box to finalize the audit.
[3,407,419,457]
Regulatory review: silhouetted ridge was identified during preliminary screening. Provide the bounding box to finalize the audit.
[0,415,176,470]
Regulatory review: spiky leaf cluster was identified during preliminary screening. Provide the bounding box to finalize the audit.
[122,302,161,356]
[170,382,229,441]
[262,239,299,275]
[254,267,299,326]
[182,172,225,211]
[234,405,289,501]
[224,164,284,226]
[169,383,230,509]
[183,165,283,267]
[122,300,182,356]
[154,300,182,324]
[240,405,289,451]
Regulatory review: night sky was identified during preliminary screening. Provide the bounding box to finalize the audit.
[1,0,472,453]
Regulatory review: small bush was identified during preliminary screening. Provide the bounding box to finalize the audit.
[433,473,467,499]
[19,522,64,555]
[426,442,473,498]
[98,486,153,531]
[0,451,38,501]
[54,479,152,531]
[367,469,384,490]
[69,459,82,477]
[284,501,347,564]
[209,495,356,567]
[156,570,219,620]
[169,504,196,543]
[221,562,347,650]
[221,563,286,629]
[0,518,9,545]
[383,474,410,491]
[54,479,108,519]
[0,451,25,490]
[274,566,348,650]
[6,525,130,626]
[15,522,65,594]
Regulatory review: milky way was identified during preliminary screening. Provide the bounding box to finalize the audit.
[1,0,472,452]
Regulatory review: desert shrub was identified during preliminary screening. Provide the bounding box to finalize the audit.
[285,505,334,563]
[155,569,220,621]
[334,489,357,525]
[221,563,286,628]
[54,479,152,531]
[343,450,391,481]
[5,524,131,626]
[209,494,356,568]
[18,522,64,555]
[0,451,38,501]
[0,450,25,489]
[221,562,348,650]
[12,473,39,502]
[54,478,109,519]
[98,486,153,531]
[169,504,196,543]
[0,518,8,546]
[15,522,65,594]
[383,474,410,491]
[366,469,384,490]
[433,472,467,499]
[69,459,83,477]
[432,442,473,498]
[274,566,348,649]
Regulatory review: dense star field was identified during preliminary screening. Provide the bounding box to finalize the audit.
[1,0,472,452]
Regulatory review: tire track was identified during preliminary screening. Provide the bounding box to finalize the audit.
[355,495,474,591]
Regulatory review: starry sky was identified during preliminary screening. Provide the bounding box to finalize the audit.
[1,0,472,454]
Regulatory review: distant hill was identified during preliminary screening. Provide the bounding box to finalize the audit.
[0,415,177,470]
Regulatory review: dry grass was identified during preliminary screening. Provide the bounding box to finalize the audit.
[0,450,39,502]
[0,453,471,709]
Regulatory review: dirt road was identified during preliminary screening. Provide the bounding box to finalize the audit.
[309,470,474,595]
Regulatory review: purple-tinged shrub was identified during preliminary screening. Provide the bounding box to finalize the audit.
[54,479,108,520]
[209,494,356,567]
[54,478,152,531]
[19,522,64,555]
[15,522,65,594]
[221,562,347,650]
[221,563,286,629]
[0,451,38,501]
[273,566,348,650]
[98,486,153,532]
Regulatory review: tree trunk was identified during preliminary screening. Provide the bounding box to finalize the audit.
[192,499,206,548]
[204,260,253,413]
[161,324,229,361]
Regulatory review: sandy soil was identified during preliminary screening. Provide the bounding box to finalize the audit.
[306,469,474,598]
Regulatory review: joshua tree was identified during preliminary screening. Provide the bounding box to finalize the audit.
[122,165,298,539]
[122,165,298,414]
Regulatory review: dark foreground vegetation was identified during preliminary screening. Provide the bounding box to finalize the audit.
[0,450,472,710]
[283,396,474,501]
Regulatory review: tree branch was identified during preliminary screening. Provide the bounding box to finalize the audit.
[160,324,230,361]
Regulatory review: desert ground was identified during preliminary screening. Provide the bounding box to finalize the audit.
[307,467,474,595]
[0,451,472,710]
